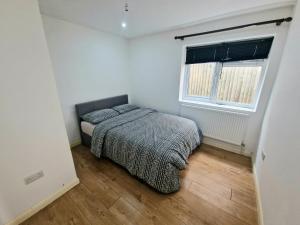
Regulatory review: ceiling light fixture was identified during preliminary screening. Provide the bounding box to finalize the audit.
[121,2,128,29]
[121,21,127,28]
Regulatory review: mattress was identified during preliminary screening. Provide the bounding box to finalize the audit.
[81,121,96,136]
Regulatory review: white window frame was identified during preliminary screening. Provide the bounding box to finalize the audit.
[179,39,271,113]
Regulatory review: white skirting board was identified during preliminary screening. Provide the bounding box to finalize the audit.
[253,165,264,225]
[70,139,81,148]
[5,178,80,225]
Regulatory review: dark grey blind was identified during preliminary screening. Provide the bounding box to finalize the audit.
[185,37,274,64]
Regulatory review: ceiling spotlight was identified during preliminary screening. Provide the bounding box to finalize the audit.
[121,2,128,29]
[121,22,127,28]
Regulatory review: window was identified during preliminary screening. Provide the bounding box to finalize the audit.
[180,37,273,111]
[184,60,264,107]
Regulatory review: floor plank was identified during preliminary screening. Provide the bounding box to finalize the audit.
[21,144,258,225]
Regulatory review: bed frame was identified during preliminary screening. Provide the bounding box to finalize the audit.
[75,95,128,147]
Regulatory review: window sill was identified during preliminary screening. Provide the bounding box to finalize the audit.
[179,99,256,116]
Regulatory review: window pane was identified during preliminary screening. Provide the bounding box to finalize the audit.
[216,65,262,104]
[188,63,215,97]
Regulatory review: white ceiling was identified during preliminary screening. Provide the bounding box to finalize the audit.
[39,0,295,38]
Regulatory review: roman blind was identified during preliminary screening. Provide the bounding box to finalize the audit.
[185,37,274,64]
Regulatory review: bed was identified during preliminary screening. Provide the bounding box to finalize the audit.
[75,95,202,193]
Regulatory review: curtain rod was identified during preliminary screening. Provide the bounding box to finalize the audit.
[174,17,292,40]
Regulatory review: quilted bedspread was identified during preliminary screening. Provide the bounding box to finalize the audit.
[91,108,202,193]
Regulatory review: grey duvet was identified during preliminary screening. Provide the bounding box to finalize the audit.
[91,108,202,193]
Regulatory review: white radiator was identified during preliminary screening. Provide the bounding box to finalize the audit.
[180,104,249,146]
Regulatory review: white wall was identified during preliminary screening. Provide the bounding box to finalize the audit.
[0,1,78,225]
[254,2,300,225]
[42,15,131,145]
[129,7,292,155]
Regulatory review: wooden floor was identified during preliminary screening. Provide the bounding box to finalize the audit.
[22,144,258,225]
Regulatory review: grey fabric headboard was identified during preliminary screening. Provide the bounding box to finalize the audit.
[75,94,128,147]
